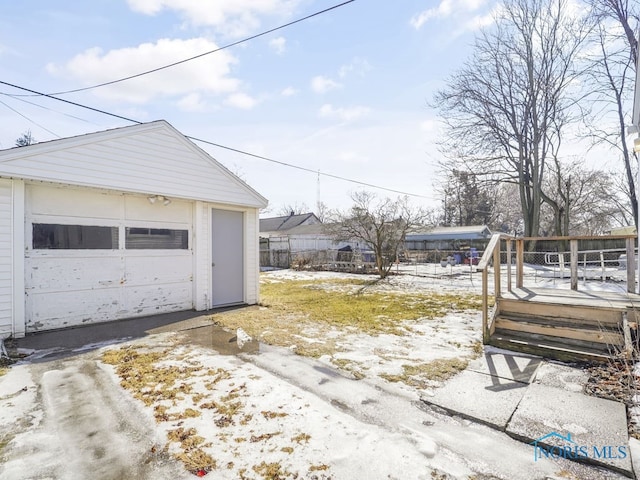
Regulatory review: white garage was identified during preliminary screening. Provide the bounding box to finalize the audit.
[0,120,268,337]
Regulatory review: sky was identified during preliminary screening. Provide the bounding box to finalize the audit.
[0,0,500,216]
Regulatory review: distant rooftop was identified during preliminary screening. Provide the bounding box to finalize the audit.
[259,212,321,233]
[407,225,492,241]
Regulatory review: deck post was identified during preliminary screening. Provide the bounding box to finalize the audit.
[493,239,501,298]
[506,239,512,293]
[516,239,524,288]
[478,233,501,345]
[626,237,635,293]
[482,267,489,344]
[570,239,578,291]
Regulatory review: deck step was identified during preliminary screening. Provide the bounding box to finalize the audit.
[489,330,614,362]
[498,297,624,327]
[494,314,625,346]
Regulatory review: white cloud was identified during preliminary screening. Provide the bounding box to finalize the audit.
[461,11,495,32]
[46,38,240,104]
[318,104,371,122]
[127,0,300,37]
[177,92,206,112]
[281,86,298,97]
[410,0,487,29]
[225,92,257,109]
[269,36,286,55]
[311,75,341,94]
[338,58,371,79]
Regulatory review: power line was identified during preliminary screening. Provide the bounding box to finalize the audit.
[0,91,98,125]
[186,134,430,198]
[0,81,141,124]
[14,0,356,97]
[0,98,60,138]
[0,80,429,199]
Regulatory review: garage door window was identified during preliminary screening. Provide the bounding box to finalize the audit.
[33,224,119,249]
[125,227,188,249]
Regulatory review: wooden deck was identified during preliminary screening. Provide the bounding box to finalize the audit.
[479,235,640,362]
[500,287,640,310]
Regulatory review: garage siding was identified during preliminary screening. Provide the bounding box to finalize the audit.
[0,179,12,337]
[0,122,266,208]
[25,184,194,332]
[245,209,259,305]
[192,201,210,310]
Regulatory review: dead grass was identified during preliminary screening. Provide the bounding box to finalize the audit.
[0,433,14,454]
[291,433,311,444]
[210,277,482,356]
[252,461,293,479]
[101,345,332,478]
[175,448,217,474]
[380,358,469,388]
[101,347,200,406]
[262,410,288,420]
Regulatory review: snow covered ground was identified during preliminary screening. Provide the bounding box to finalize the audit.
[0,267,635,479]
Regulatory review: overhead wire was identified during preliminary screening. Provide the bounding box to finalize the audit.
[0,80,429,199]
[0,0,427,199]
[0,91,98,125]
[12,0,356,97]
[0,98,60,138]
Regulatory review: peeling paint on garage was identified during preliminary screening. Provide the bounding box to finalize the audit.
[0,121,268,337]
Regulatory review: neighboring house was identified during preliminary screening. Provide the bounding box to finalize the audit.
[0,120,268,338]
[260,216,360,268]
[259,212,321,233]
[405,225,493,251]
[263,223,356,252]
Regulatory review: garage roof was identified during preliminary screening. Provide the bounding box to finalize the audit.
[0,120,268,208]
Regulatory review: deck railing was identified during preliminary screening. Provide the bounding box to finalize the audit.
[477,233,638,343]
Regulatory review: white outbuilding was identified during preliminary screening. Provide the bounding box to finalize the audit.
[0,120,268,338]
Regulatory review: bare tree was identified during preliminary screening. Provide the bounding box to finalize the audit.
[326,192,428,279]
[433,0,591,239]
[438,169,496,227]
[276,202,311,217]
[541,159,621,235]
[315,201,330,223]
[15,130,36,147]
[583,0,639,227]
[492,183,526,234]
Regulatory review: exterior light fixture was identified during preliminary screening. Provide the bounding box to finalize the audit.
[148,194,172,206]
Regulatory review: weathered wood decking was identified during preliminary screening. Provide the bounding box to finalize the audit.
[479,235,640,362]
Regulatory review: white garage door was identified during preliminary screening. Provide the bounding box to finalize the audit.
[0,179,13,338]
[25,185,194,332]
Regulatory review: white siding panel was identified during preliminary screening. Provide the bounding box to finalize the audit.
[123,284,192,313]
[122,253,192,314]
[26,256,122,291]
[124,254,192,285]
[245,209,259,305]
[0,122,267,208]
[29,184,122,219]
[27,289,123,331]
[0,179,12,337]
[192,202,210,310]
[24,184,195,332]
[124,195,191,223]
